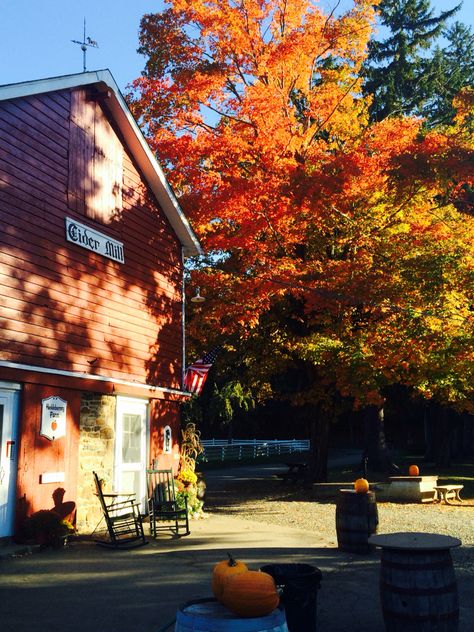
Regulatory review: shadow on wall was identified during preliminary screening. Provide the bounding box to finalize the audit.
[1,88,183,391]
[15,486,76,545]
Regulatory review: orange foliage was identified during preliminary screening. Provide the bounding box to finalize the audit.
[130,0,474,410]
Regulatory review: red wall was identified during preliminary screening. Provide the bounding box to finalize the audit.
[149,399,181,475]
[0,88,183,390]
[15,383,81,527]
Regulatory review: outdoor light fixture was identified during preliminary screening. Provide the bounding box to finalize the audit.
[190,287,205,303]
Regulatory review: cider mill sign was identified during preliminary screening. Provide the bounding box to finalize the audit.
[65,218,124,263]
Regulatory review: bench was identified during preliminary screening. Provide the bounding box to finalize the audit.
[277,462,307,484]
[434,485,464,505]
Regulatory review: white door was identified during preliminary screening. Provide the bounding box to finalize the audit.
[0,384,20,538]
[114,397,148,509]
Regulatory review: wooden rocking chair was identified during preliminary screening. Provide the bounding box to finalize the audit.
[92,471,147,549]
[146,469,190,537]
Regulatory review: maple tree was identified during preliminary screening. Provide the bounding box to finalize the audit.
[130,0,474,477]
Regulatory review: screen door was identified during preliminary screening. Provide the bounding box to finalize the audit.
[114,397,148,508]
[0,384,20,538]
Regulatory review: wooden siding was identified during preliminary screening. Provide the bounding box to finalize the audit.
[0,89,183,390]
[149,399,181,474]
[15,383,81,525]
[68,89,123,221]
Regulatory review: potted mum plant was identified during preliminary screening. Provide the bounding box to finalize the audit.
[176,423,206,519]
[19,510,75,548]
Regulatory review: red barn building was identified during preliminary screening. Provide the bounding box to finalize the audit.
[0,70,201,538]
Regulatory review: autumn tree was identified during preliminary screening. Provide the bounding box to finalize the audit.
[130,1,474,478]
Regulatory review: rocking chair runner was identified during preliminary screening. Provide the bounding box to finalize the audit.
[92,471,147,549]
[146,468,190,537]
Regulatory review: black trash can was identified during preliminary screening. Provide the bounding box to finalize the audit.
[260,563,322,632]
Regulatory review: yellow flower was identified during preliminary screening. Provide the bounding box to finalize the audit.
[178,469,198,484]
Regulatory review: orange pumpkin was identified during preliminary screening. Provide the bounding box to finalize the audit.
[212,553,248,600]
[354,478,370,494]
[221,570,280,618]
[408,464,419,476]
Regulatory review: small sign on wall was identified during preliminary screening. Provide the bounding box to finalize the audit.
[41,396,67,440]
[40,472,65,484]
[65,217,125,263]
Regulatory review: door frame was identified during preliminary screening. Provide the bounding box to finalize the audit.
[114,396,149,510]
[0,382,21,538]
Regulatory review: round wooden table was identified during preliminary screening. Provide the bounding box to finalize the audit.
[369,532,461,632]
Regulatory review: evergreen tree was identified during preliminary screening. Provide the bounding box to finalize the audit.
[363,0,461,121]
[426,21,474,126]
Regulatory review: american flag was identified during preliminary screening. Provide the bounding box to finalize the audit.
[183,347,220,395]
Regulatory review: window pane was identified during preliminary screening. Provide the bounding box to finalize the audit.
[122,413,141,463]
[120,471,139,498]
[0,405,3,451]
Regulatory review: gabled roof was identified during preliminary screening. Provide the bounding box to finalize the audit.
[0,69,202,257]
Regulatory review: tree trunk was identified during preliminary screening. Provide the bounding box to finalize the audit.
[363,405,399,475]
[430,403,452,467]
[226,421,233,444]
[461,412,474,457]
[307,407,330,483]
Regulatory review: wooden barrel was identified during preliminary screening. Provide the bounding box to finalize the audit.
[175,598,289,632]
[379,548,459,632]
[335,490,378,553]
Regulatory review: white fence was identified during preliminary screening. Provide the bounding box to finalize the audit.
[200,439,309,462]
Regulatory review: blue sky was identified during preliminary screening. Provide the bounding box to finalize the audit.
[1,0,472,94]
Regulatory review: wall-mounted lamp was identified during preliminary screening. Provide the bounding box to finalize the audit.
[190,287,206,303]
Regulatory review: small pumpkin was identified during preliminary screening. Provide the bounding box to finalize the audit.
[408,464,420,476]
[354,478,370,494]
[221,570,280,618]
[212,553,248,600]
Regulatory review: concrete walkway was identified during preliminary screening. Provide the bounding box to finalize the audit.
[1,453,471,632]
[2,514,472,631]
[0,512,384,632]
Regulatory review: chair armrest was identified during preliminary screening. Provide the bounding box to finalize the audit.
[102,492,136,499]
[96,491,136,499]
[106,499,139,512]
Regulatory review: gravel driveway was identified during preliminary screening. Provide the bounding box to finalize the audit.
[203,462,474,566]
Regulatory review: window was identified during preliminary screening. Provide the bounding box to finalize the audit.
[163,425,172,454]
[68,89,123,223]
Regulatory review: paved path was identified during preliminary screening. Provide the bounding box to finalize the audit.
[0,513,384,632]
[202,447,362,487]
[1,450,472,632]
[3,512,471,632]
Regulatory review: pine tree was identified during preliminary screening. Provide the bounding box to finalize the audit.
[363,0,461,121]
[426,22,474,126]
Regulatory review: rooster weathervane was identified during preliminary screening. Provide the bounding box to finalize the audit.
[71,19,99,72]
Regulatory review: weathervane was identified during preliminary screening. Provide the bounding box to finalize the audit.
[71,19,98,72]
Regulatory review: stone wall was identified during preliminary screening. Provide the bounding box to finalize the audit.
[76,393,116,532]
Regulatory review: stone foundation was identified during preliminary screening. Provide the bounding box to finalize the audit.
[76,393,116,532]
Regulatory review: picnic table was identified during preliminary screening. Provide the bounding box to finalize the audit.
[277,461,308,483]
[387,475,439,503]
